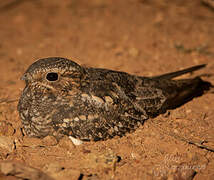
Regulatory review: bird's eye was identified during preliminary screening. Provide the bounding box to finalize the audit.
[46,72,59,82]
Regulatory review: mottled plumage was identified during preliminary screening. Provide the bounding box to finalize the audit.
[18,57,210,141]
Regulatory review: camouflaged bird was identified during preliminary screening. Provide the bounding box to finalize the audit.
[18,57,210,141]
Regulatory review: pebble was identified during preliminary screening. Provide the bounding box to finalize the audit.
[42,136,58,146]
[0,161,53,180]
[0,136,15,152]
[69,136,83,146]
[58,136,76,150]
[128,47,139,57]
[167,168,196,180]
[0,121,15,136]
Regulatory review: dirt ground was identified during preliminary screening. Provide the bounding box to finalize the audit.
[0,0,214,179]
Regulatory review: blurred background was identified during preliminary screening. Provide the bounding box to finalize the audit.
[0,0,214,179]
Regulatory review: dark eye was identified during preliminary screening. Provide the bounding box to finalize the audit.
[46,72,59,81]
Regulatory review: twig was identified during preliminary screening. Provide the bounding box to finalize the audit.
[0,98,18,104]
[0,0,29,12]
[150,119,214,152]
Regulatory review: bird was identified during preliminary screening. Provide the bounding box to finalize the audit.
[17,57,211,142]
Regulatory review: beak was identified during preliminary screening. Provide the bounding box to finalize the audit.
[20,73,28,81]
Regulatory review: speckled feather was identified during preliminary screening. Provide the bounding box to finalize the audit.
[18,57,210,141]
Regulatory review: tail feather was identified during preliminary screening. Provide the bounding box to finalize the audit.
[162,77,211,111]
[153,64,206,80]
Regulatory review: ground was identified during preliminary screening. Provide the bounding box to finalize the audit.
[0,0,214,179]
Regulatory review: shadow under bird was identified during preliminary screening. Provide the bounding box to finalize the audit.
[18,57,211,141]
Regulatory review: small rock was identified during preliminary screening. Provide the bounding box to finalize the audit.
[0,136,15,152]
[82,150,118,170]
[16,48,23,55]
[0,121,15,136]
[128,47,140,57]
[186,109,192,114]
[180,169,197,180]
[0,161,53,180]
[170,108,187,119]
[69,136,83,146]
[58,136,75,150]
[42,136,58,146]
[173,129,179,134]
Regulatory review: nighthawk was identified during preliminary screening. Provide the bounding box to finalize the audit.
[18,57,211,141]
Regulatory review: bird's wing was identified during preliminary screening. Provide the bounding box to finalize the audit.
[126,78,167,116]
[84,68,168,118]
[52,80,148,141]
[85,79,149,122]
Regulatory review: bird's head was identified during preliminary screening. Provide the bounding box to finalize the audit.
[21,57,86,94]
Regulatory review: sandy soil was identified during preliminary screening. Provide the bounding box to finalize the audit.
[0,0,214,179]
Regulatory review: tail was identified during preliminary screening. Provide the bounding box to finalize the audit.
[161,77,211,111]
[153,64,206,80]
